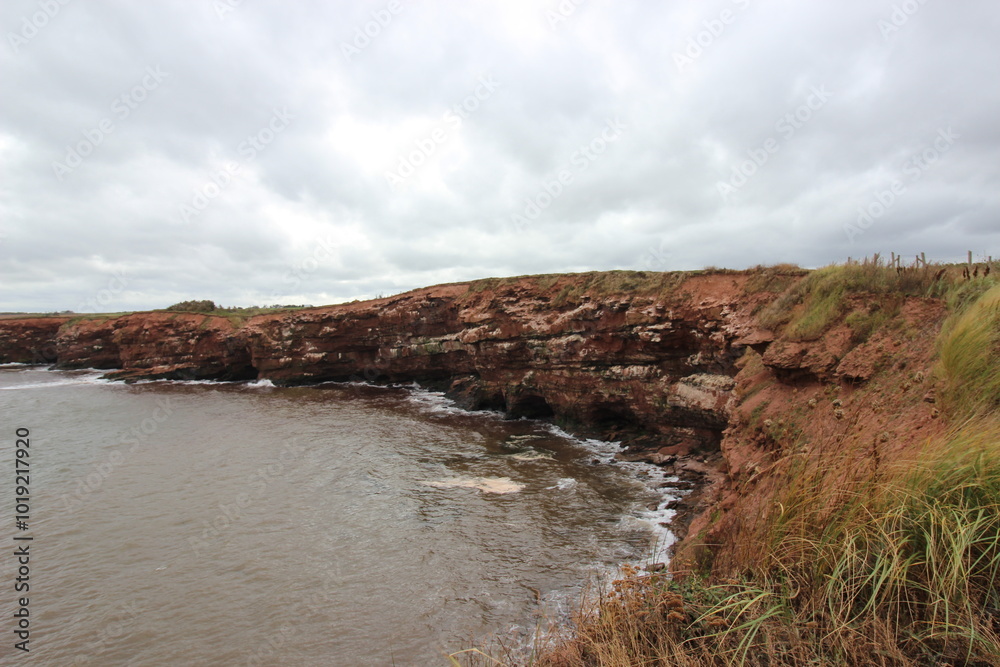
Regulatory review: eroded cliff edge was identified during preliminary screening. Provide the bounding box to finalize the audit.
[3,267,953,560]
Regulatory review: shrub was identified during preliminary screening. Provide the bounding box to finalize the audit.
[166,299,216,312]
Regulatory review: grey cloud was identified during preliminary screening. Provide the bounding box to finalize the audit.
[2,0,999,313]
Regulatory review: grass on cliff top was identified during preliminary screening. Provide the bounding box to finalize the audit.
[194,306,312,327]
[741,263,810,293]
[757,256,997,341]
[46,304,313,329]
[459,274,1000,667]
[57,308,300,329]
[156,305,310,317]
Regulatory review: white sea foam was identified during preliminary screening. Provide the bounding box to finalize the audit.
[535,423,685,564]
[126,377,236,386]
[404,387,468,416]
[547,477,578,490]
[176,379,241,386]
[246,378,275,388]
[628,499,680,562]
[335,380,396,390]
[508,449,555,462]
[422,476,525,494]
[542,423,625,462]
[0,371,108,391]
[341,379,683,564]
[402,385,507,420]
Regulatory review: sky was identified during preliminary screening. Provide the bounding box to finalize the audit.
[1,0,998,313]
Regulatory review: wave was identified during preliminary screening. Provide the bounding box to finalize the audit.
[404,386,475,417]
[0,371,108,391]
[508,449,555,462]
[401,385,682,562]
[129,378,244,386]
[330,380,397,390]
[535,423,684,563]
[403,385,507,420]
[625,501,679,564]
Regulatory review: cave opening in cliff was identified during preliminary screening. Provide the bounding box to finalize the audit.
[508,394,555,420]
[234,365,260,381]
[586,403,633,430]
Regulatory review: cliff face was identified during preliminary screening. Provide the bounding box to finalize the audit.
[55,312,257,380]
[0,316,70,365]
[675,295,951,573]
[1,272,766,458]
[240,275,754,454]
[1,269,954,562]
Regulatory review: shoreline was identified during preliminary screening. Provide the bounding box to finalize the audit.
[3,358,710,568]
[0,269,797,585]
[4,363,689,661]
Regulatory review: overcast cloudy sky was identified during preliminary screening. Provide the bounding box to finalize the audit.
[2,0,998,312]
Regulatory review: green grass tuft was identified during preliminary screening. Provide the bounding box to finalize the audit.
[758,257,959,340]
[938,284,1000,419]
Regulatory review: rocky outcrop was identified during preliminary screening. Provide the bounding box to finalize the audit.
[50,312,256,380]
[0,316,70,365]
[47,316,122,370]
[238,276,760,456]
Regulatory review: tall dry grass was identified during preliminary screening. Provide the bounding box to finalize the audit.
[937,284,1000,418]
[519,424,1000,665]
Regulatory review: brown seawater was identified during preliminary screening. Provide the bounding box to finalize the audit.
[0,366,678,666]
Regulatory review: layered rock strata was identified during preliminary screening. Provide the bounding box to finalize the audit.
[11,268,940,560]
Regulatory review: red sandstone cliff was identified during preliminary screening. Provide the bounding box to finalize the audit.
[0,268,956,562]
[0,316,69,365]
[3,273,770,457]
[673,295,950,573]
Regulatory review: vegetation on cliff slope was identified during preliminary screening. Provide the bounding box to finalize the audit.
[938,284,1000,419]
[757,257,955,341]
[462,262,1000,667]
[526,422,1000,666]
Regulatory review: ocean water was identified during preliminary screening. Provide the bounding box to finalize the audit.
[0,366,677,666]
